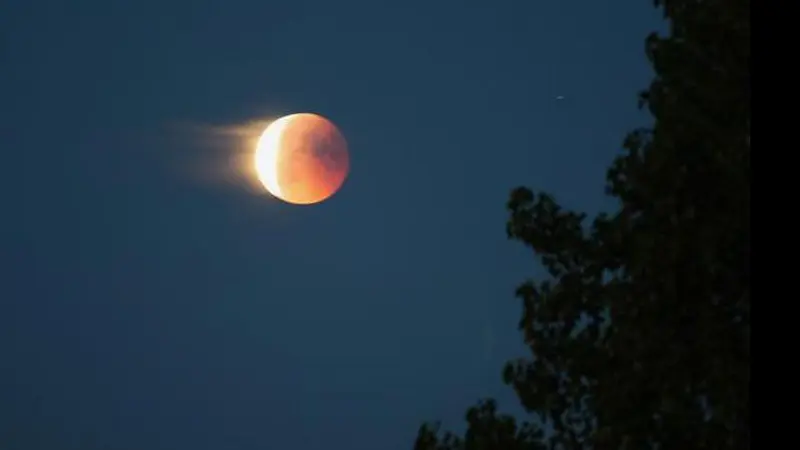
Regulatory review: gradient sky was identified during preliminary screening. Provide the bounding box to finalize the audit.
[2,1,661,449]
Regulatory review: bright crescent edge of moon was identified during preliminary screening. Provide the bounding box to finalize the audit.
[254,116,291,199]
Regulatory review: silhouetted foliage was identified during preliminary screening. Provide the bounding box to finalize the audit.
[414,0,749,448]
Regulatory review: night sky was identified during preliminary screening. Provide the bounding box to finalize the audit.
[2,1,661,449]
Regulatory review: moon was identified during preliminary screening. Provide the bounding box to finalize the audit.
[254,113,350,205]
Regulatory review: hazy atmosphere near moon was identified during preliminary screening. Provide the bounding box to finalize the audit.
[2,1,663,449]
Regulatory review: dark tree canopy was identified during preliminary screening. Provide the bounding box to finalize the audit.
[414,0,749,448]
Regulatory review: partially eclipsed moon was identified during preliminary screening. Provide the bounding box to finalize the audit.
[255,113,349,205]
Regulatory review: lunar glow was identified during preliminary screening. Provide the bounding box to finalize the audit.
[254,116,289,199]
[254,113,350,205]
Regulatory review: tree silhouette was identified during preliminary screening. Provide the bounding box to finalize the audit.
[413,0,749,448]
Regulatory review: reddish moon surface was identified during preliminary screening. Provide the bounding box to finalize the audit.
[258,113,350,205]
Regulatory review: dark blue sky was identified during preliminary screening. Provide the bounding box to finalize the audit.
[2,1,661,449]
